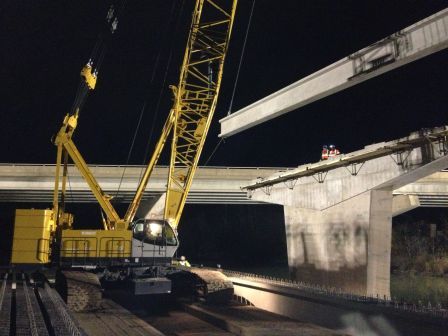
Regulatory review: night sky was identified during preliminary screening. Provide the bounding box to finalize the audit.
[1,1,447,266]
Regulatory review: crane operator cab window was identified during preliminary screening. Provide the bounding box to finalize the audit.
[132,219,178,247]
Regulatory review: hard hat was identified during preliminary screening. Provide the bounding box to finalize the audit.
[329,144,335,149]
[180,256,186,261]
[323,145,328,149]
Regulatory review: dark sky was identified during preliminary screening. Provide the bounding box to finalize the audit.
[1,1,447,266]
[1,1,447,167]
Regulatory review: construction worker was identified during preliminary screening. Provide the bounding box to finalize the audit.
[179,255,191,267]
[328,145,340,158]
[321,145,329,160]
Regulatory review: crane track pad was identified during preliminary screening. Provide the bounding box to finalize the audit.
[169,268,233,304]
[57,271,102,312]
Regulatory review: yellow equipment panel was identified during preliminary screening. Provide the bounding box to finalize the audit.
[61,229,132,259]
[11,209,54,264]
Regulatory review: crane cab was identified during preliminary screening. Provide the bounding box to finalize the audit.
[131,219,179,264]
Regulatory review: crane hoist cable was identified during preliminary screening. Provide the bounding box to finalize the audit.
[227,0,256,115]
[141,0,186,166]
[203,137,225,166]
[114,0,184,200]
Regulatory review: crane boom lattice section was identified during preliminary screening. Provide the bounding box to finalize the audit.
[125,0,237,228]
[167,0,237,229]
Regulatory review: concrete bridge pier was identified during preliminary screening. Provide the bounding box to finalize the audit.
[285,189,392,298]
[246,127,448,298]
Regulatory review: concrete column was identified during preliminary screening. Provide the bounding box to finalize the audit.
[284,189,392,297]
[366,190,392,297]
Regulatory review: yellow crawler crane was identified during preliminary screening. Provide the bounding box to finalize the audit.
[11,0,237,311]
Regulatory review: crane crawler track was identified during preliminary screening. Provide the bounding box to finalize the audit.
[57,271,102,312]
[0,274,11,336]
[169,267,234,303]
[0,272,85,336]
[190,268,234,303]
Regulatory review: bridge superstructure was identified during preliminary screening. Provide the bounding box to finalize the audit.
[243,126,448,299]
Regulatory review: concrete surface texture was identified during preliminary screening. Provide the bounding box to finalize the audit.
[219,8,448,137]
[248,127,448,297]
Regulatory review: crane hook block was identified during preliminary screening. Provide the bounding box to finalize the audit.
[80,64,97,90]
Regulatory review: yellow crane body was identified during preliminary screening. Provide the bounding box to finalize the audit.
[60,229,132,260]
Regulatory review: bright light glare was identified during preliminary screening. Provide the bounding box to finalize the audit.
[148,223,162,236]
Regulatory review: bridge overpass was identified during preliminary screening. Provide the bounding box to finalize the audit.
[0,164,448,207]
[0,164,281,204]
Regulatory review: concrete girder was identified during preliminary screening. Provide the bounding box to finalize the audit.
[392,195,420,217]
[219,8,448,137]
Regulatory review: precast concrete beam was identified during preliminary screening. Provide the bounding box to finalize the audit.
[392,194,420,216]
[394,171,448,195]
[220,8,448,137]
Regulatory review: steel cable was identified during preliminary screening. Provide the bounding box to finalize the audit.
[115,0,183,200]
[204,137,225,166]
[141,0,186,166]
[227,0,256,115]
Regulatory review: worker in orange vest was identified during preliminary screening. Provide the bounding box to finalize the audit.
[328,145,340,158]
[321,145,329,160]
